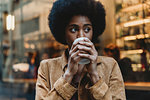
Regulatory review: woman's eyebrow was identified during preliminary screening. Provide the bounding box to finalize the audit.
[68,24,78,27]
[84,24,92,27]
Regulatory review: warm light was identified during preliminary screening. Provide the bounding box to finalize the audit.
[24,43,30,48]
[123,18,150,27]
[124,34,150,41]
[132,64,142,72]
[145,34,149,38]
[121,2,149,12]
[124,36,136,41]
[6,15,15,30]
[13,63,29,72]
[30,44,35,49]
[125,49,143,54]
[136,34,145,39]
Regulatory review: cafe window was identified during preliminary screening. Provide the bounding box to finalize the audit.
[21,17,39,35]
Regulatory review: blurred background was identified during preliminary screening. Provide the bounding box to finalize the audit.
[0,0,150,100]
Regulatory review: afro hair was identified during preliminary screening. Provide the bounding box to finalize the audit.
[48,0,106,44]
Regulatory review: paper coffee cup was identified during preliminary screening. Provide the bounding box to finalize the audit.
[73,37,90,64]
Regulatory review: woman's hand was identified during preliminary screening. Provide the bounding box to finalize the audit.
[64,38,100,84]
[63,40,85,83]
[78,38,100,84]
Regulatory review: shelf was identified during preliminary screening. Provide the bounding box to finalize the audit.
[121,1,150,13]
[123,34,150,41]
[117,17,150,27]
[125,82,150,90]
[115,1,150,72]
[121,49,143,54]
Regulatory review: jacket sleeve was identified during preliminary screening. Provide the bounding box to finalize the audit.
[86,61,126,100]
[35,60,77,100]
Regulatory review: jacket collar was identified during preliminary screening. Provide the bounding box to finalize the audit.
[61,50,68,71]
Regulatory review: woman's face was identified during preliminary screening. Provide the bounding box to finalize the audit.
[65,15,93,49]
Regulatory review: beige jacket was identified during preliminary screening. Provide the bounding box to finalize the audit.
[36,52,126,100]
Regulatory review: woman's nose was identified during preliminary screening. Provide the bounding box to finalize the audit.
[77,30,85,38]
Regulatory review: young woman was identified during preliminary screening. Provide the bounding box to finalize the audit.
[36,0,126,100]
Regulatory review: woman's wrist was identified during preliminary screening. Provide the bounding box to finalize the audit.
[89,71,100,84]
[63,71,74,84]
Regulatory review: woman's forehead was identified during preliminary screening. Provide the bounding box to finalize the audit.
[68,15,92,25]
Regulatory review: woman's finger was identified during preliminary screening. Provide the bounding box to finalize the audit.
[79,41,93,47]
[78,53,92,60]
[78,53,97,62]
[69,45,79,56]
[78,45,93,55]
[70,39,85,51]
[70,50,81,63]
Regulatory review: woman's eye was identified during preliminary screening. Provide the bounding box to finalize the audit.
[84,27,91,33]
[70,28,77,33]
